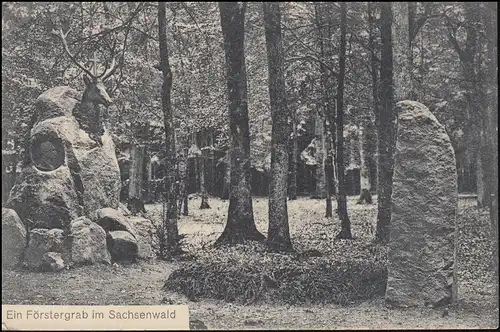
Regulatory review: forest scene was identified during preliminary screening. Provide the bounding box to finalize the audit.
[2,2,498,330]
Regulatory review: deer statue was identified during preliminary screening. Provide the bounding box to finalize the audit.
[52,28,118,146]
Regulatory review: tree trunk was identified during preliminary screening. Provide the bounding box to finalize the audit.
[407,2,417,100]
[335,2,352,240]
[314,111,327,199]
[221,158,230,199]
[446,3,484,207]
[263,2,293,251]
[199,156,210,209]
[210,131,216,196]
[482,1,498,310]
[215,2,265,246]
[144,149,152,203]
[315,2,336,216]
[391,2,411,102]
[375,2,395,244]
[158,1,180,259]
[476,152,485,205]
[193,150,199,192]
[357,125,373,204]
[128,144,146,201]
[198,131,210,209]
[368,1,380,196]
[366,120,378,194]
[325,132,334,217]
[177,147,188,216]
[288,116,298,200]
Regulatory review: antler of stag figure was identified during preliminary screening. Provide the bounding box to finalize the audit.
[51,28,119,81]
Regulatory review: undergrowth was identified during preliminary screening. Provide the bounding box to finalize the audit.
[161,197,492,306]
[164,241,388,305]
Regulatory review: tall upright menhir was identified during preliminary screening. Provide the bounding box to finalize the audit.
[52,28,118,145]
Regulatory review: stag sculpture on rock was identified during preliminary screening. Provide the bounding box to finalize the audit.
[52,28,119,146]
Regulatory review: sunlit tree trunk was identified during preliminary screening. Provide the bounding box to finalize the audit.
[314,111,326,199]
[199,133,210,209]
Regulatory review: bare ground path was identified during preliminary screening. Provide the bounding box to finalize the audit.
[2,197,498,329]
[2,260,496,329]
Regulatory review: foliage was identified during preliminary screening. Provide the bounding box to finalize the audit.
[2,2,492,177]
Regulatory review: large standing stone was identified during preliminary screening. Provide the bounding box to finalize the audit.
[2,208,27,269]
[68,216,111,265]
[386,100,458,308]
[6,86,121,226]
[24,228,65,270]
[107,230,138,262]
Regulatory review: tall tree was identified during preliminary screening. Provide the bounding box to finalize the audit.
[367,1,380,197]
[215,2,265,246]
[444,3,485,207]
[314,111,327,199]
[375,2,395,244]
[357,119,373,204]
[288,111,298,200]
[481,1,498,309]
[199,133,211,209]
[263,2,293,251]
[335,2,352,239]
[314,2,336,217]
[128,143,146,202]
[391,2,411,102]
[177,147,189,216]
[158,1,180,259]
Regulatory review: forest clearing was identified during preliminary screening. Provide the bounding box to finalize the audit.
[2,196,497,329]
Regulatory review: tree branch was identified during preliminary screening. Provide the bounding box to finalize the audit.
[285,55,338,77]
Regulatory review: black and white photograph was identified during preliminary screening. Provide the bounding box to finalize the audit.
[2,2,498,330]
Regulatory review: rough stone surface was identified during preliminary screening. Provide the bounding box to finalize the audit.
[96,208,138,239]
[6,86,121,226]
[2,208,27,269]
[6,164,83,229]
[35,86,80,123]
[107,230,138,262]
[128,216,156,259]
[118,202,132,216]
[386,100,458,308]
[42,252,65,272]
[68,216,111,265]
[24,228,65,271]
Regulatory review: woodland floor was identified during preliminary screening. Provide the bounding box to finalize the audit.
[2,196,498,330]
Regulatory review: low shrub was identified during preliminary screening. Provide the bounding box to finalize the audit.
[164,242,387,305]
